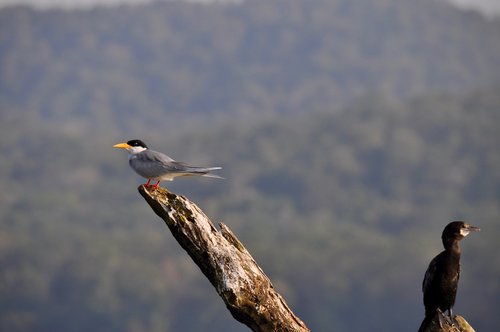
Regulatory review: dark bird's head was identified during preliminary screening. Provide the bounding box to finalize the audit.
[442,221,480,249]
[113,139,149,154]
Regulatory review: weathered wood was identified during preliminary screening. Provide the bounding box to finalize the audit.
[418,310,475,332]
[138,185,310,332]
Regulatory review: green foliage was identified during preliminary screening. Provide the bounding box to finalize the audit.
[1,1,500,331]
[2,0,500,135]
[1,87,499,331]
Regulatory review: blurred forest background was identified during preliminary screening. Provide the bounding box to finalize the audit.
[1,0,499,331]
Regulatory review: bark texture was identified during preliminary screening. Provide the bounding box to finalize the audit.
[419,310,475,332]
[138,185,310,332]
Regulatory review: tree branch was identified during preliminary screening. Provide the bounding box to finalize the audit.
[138,185,310,332]
[419,310,475,332]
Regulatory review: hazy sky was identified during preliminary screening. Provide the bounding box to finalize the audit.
[0,0,499,16]
[0,0,222,10]
[448,0,500,16]
[0,0,152,9]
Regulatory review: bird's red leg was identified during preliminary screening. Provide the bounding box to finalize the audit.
[152,180,161,188]
[145,179,151,186]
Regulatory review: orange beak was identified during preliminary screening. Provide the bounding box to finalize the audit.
[113,142,131,149]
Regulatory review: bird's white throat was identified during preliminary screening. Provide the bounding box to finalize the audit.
[127,146,147,154]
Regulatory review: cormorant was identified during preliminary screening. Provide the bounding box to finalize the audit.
[418,221,479,330]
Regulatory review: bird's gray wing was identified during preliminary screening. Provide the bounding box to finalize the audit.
[130,150,215,178]
[144,150,220,174]
[130,150,186,178]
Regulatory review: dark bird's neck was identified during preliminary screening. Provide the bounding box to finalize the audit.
[443,238,462,255]
[442,241,462,274]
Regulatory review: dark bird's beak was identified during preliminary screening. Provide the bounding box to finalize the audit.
[466,224,480,232]
[460,223,480,237]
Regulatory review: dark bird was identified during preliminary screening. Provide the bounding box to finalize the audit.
[419,221,480,330]
[114,139,223,187]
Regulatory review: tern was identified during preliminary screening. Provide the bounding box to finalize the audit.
[113,139,222,187]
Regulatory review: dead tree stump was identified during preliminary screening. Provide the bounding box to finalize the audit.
[138,185,310,332]
[418,310,475,332]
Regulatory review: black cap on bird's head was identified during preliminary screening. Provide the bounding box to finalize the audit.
[126,139,148,149]
[113,139,149,153]
[442,221,480,248]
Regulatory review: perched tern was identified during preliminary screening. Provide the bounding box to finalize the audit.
[113,139,223,187]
